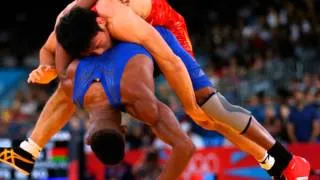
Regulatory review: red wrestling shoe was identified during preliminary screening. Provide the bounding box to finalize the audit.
[282,156,310,180]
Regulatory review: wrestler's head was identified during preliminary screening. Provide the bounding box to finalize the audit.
[85,111,126,165]
[56,7,111,58]
[89,129,125,165]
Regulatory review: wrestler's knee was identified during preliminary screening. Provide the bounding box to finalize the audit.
[200,92,252,132]
[89,129,125,165]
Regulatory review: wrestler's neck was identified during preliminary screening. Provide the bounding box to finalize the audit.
[120,0,152,19]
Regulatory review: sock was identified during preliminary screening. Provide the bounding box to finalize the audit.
[267,141,293,176]
[259,152,275,170]
[19,138,42,159]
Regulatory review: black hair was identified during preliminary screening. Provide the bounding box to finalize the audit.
[55,7,101,58]
[90,129,125,165]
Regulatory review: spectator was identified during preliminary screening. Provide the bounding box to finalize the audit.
[287,90,320,143]
[264,105,282,139]
[278,105,291,142]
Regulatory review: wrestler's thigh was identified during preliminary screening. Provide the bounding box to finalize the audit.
[120,55,158,125]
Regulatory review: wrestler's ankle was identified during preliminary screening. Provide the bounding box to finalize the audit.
[265,141,292,176]
[19,138,42,159]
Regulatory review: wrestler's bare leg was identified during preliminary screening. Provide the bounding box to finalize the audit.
[120,55,195,179]
[195,87,275,149]
[30,84,75,148]
[161,27,293,176]
[214,122,266,161]
[195,87,291,175]
[0,84,75,175]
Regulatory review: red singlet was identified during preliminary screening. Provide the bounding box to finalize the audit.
[146,0,194,57]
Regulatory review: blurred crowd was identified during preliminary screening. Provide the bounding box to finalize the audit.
[0,0,320,178]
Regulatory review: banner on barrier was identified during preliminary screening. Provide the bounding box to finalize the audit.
[85,143,320,180]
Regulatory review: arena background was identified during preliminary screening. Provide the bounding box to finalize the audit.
[0,0,320,179]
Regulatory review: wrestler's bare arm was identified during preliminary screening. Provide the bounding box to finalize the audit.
[95,0,211,124]
[39,31,56,66]
[29,1,77,81]
[121,54,194,179]
[28,1,76,83]
[129,100,195,179]
[27,32,58,84]
[150,101,195,179]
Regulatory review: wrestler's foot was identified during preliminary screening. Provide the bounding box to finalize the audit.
[0,147,35,175]
[282,156,310,180]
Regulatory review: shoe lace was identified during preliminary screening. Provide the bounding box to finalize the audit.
[0,149,34,165]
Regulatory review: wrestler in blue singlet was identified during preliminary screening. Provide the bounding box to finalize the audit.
[73,26,212,109]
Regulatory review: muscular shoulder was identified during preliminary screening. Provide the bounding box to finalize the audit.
[55,1,78,28]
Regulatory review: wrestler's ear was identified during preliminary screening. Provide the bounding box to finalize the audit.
[96,17,107,29]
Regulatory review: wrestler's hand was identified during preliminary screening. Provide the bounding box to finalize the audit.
[28,65,58,84]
